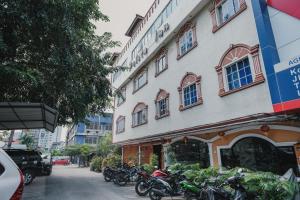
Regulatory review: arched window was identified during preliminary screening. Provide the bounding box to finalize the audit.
[155,48,168,77]
[209,0,247,33]
[220,137,298,175]
[116,116,125,134]
[170,139,210,167]
[155,89,170,119]
[215,44,265,97]
[177,72,203,111]
[132,103,148,127]
[176,22,198,60]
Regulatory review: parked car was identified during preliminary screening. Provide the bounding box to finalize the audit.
[4,149,52,185]
[52,158,70,165]
[0,143,24,200]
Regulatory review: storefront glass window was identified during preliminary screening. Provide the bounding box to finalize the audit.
[220,137,298,175]
[168,139,210,168]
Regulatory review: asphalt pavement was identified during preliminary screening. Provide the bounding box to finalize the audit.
[22,165,147,200]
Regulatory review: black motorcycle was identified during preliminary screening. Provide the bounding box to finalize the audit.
[114,165,141,186]
[148,171,185,200]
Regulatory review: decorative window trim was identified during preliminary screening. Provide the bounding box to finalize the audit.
[209,0,247,33]
[215,44,265,97]
[116,116,125,134]
[177,72,203,111]
[132,102,148,128]
[116,87,126,107]
[176,22,198,60]
[155,48,168,77]
[133,68,148,94]
[154,89,170,120]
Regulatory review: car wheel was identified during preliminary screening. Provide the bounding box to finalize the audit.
[23,170,34,185]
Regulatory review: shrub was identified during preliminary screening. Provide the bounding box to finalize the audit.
[150,154,159,167]
[142,163,155,174]
[102,154,121,169]
[90,156,103,172]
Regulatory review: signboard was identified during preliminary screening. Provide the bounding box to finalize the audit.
[267,0,300,20]
[273,54,300,112]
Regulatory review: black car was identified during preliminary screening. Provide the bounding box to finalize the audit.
[5,149,52,185]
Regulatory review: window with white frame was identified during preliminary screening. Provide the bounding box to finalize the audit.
[155,48,168,76]
[183,83,198,107]
[176,22,197,59]
[132,103,148,127]
[116,87,126,106]
[225,57,253,91]
[155,89,170,119]
[116,116,125,134]
[178,72,203,111]
[133,70,147,92]
[217,0,240,24]
[179,29,193,56]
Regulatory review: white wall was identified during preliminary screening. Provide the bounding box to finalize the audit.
[113,0,274,143]
[268,6,300,62]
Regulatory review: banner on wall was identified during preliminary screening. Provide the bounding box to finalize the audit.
[267,0,300,20]
[273,54,300,112]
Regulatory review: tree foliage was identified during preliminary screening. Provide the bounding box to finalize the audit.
[0,0,119,125]
[20,134,34,149]
[96,132,120,157]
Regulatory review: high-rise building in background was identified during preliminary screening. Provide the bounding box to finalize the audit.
[67,113,113,146]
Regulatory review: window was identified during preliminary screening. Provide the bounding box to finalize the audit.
[155,89,170,119]
[215,44,265,97]
[132,103,148,127]
[220,137,299,175]
[183,83,198,106]
[116,87,126,106]
[116,116,125,134]
[86,122,100,130]
[133,69,148,93]
[210,0,247,33]
[85,136,98,144]
[176,22,197,59]
[217,0,239,24]
[178,72,203,111]
[226,57,252,90]
[155,48,168,76]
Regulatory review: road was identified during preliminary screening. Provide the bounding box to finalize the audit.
[22,165,147,200]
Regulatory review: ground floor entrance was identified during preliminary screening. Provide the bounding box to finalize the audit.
[121,125,300,175]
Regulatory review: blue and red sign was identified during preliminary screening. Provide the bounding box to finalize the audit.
[273,55,300,112]
[267,0,300,20]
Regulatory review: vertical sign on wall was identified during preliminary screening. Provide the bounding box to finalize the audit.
[273,55,300,112]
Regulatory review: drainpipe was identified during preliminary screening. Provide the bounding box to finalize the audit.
[138,145,141,166]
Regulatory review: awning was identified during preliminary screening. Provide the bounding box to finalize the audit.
[0,102,58,132]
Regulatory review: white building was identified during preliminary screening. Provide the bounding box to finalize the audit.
[112,0,300,175]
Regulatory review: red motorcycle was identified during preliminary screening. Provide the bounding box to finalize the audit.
[135,168,169,196]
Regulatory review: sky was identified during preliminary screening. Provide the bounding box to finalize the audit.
[95,0,154,52]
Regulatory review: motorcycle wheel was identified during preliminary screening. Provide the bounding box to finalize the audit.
[116,174,128,186]
[135,180,150,196]
[149,190,162,200]
[104,175,111,182]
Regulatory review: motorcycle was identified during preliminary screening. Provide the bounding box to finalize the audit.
[135,168,169,196]
[114,165,141,186]
[148,171,185,200]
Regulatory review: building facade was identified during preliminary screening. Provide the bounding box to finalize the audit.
[67,113,113,146]
[112,0,300,175]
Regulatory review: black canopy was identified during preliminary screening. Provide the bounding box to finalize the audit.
[0,102,58,132]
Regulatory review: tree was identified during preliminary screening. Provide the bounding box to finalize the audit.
[20,134,34,149]
[51,149,63,157]
[0,0,119,125]
[96,132,120,157]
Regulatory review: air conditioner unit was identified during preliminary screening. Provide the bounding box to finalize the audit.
[143,48,148,55]
[164,23,170,32]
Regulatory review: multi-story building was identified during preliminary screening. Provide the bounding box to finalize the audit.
[112,0,300,175]
[67,113,113,146]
